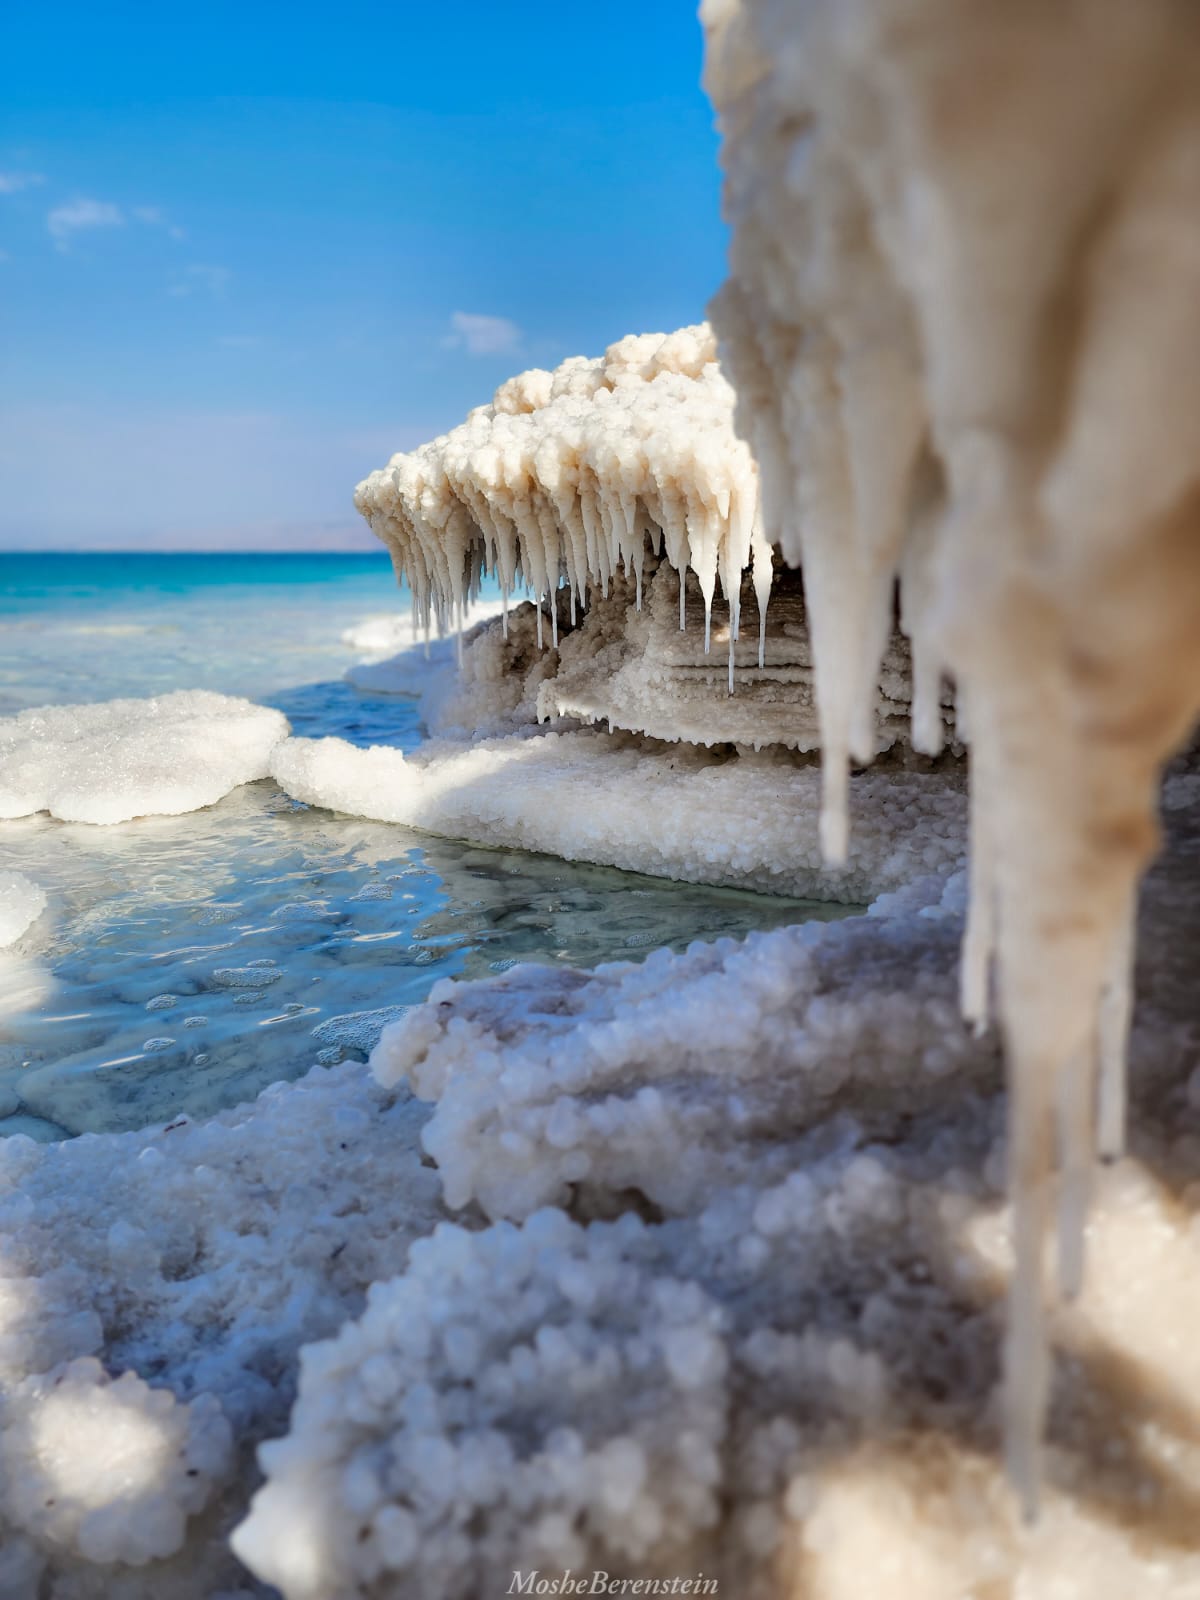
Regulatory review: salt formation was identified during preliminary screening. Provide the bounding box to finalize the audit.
[539,564,952,753]
[354,327,946,754]
[354,326,771,668]
[271,727,964,905]
[231,1209,731,1600]
[0,1058,447,1595]
[701,0,1200,1507]
[4,762,1200,1594]
[371,871,978,1220]
[0,872,46,947]
[0,1360,232,1567]
[0,692,289,825]
[232,773,1200,1600]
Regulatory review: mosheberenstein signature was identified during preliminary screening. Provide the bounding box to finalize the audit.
[508,1575,718,1596]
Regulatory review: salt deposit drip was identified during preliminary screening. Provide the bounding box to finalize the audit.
[703,0,1200,1514]
[1003,1049,1052,1521]
[960,747,995,1036]
[1056,1037,1093,1303]
[1097,895,1136,1161]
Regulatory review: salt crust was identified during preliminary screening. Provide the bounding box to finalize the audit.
[0,872,47,947]
[271,724,965,905]
[538,564,955,756]
[0,1060,446,1596]
[3,775,1198,1595]
[234,774,1200,1600]
[0,693,289,825]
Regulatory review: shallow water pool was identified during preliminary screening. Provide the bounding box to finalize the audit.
[0,552,860,1139]
[0,783,857,1137]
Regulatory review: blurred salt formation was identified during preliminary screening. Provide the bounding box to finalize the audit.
[0,873,46,948]
[701,0,1200,1508]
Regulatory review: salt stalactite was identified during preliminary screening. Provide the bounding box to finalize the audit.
[703,0,1200,1514]
[353,326,765,674]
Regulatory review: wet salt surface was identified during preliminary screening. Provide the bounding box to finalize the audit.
[0,553,859,1139]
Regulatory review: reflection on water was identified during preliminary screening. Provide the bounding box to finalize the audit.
[0,782,859,1138]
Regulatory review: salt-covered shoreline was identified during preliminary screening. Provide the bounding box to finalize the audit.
[2,756,1197,1597]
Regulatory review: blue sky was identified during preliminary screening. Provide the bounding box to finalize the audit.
[0,2,727,549]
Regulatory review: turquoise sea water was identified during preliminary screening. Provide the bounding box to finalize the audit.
[0,552,853,1139]
[0,551,401,616]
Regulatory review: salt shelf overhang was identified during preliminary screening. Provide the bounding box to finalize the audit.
[354,326,767,657]
[355,325,954,756]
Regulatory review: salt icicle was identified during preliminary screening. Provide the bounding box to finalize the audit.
[1056,1036,1094,1302]
[1004,1052,1052,1522]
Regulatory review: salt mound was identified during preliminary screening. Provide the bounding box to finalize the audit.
[0,1358,232,1566]
[0,691,289,824]
[370,872,976,1220]
[0,1058,448,1594]
[232,1209,729,1600]
[0,872,46,947]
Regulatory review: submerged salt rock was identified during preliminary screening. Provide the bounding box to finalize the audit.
[0,691,289,825]
[0,872,46,948]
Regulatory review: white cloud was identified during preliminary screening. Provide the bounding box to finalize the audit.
[132,205,186,241]
[0,171,45,195]
[47,197,123,251]
[444,311,523,357]
[168,263,231,297]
